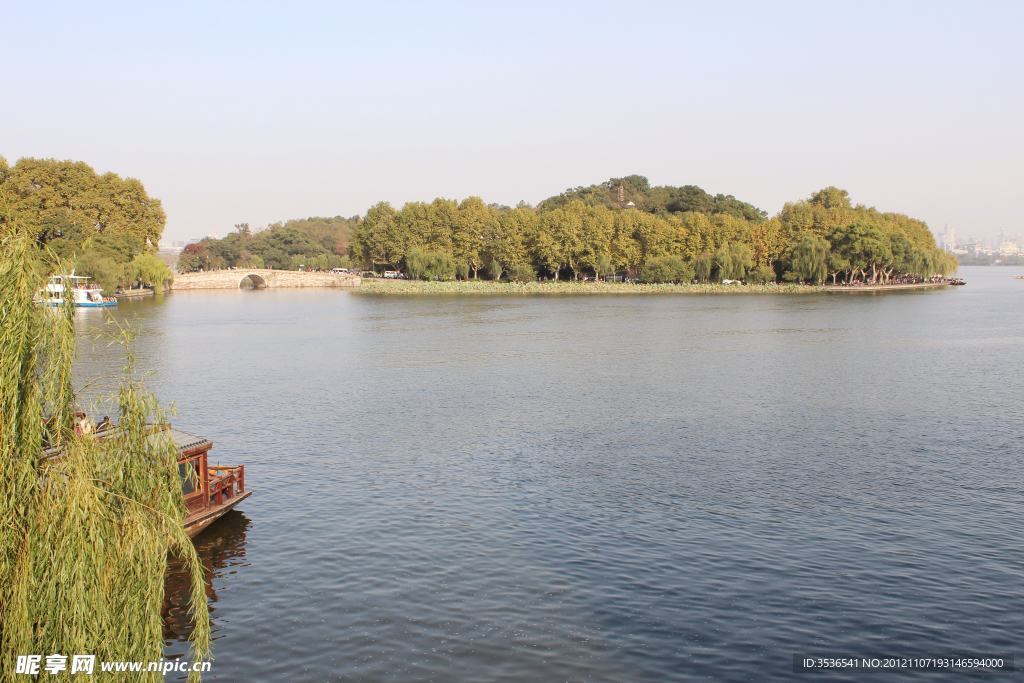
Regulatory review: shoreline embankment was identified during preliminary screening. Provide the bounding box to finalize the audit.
[354,280,953,295]
[166,272,954,295]
[823,282,950,292]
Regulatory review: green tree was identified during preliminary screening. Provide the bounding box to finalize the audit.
[826,252,850,285]
[909,247,936,279]
[640,256,694,283]
[791,236,829,284]
[533,211,567,279]
[177,253,200,273]
[74,250,121,295]
[508,264,536,282]
[713,242,753,281]
[494,207,536,267]
[747,264,776,284]
[578,205,615,278]
[809,186,852,210]
[750,217,785,267]
[936,251,958,278]
[1,157,165,255]
[127,253,174,289]
[349,202,405,270]
[488,259,503,281]
[882,232,913,283]
[693,252,714,282]
[425,251,455,280]
[452,197,494,278]
[406,247,428,279]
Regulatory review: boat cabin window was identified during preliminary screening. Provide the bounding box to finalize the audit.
[179,458,201,495]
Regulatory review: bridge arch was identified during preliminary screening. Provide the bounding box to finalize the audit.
[239,273,268,289]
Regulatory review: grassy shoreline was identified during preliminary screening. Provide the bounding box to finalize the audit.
[354,279,825,295]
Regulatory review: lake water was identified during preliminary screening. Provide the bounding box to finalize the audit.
[74,266,1024,682]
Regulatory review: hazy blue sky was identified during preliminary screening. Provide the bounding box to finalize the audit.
[3,1,1022,242]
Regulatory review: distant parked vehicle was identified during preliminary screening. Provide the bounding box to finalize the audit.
[383,270,401,279]
[722,279,743,284]
[331,268,349,274]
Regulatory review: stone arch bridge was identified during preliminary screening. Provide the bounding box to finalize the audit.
[170,269,361,290]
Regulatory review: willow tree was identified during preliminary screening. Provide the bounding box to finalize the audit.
[405,247,428,279]
[127,252,174,290]
[693,252,714,282]
[936,251,959,278]
[0,228,210,681]
[791,236,829,285]
[713,242,753,281]
[910,247,935,279]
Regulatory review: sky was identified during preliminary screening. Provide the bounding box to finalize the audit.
[3,1,1022,243]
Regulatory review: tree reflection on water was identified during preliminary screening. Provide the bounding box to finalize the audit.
[162,511,251,645]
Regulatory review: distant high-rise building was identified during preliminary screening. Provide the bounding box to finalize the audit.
[938,224,957,251]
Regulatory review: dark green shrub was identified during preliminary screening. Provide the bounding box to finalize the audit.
[508,264,536,282]
[640,256,694,284]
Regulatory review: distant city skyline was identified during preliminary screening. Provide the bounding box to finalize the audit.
[937,223,1024,258]
[4,1,1022,244]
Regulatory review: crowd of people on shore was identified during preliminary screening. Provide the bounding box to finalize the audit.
[828,276,950,287]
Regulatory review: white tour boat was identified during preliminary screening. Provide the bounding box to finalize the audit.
[37,273,117,308]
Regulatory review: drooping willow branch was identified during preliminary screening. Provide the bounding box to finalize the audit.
[0,227,211,682]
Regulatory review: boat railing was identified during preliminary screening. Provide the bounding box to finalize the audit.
[208,465,245,506]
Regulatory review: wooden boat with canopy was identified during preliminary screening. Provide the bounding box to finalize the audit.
[42,423,251,538]
[158,426,252,538]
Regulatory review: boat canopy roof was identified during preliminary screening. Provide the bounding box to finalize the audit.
[148,426,211,456]
[42,424,210,460]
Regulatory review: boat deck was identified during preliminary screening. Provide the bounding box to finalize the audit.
[185,490,252,537]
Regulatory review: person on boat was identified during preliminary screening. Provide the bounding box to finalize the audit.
[96,416,111,432]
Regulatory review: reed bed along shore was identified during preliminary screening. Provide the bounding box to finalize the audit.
[354,279,824,295]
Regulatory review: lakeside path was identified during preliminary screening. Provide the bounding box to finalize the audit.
[354,280,954,295]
